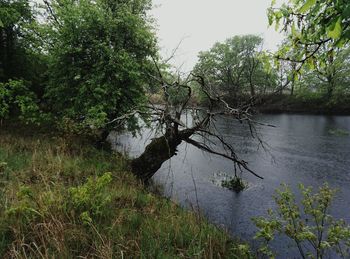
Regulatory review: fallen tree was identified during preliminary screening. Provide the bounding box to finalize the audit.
[109,60,271,183]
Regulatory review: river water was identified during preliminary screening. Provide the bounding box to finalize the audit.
[109,114,350,258]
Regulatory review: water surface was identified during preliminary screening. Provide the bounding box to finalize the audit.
[109,114,350,258]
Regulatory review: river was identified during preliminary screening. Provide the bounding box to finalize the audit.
[109,114,350,258]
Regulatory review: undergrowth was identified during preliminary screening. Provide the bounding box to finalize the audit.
[0,122,251,258]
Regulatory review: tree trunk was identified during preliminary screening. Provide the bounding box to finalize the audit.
[249,76,255,97]
[130,128,195,182]
[326,77,334,100]
[130,134,182,182]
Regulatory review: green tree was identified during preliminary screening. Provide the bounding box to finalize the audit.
[241,35,264,97]
[0,0,32,82]
[0,0,46,87]
[193,35,269,101]
[44,0,157,133]
[0,79,42,123]
[293,45,350,101]
[313,45,350,100]
[0,0,48,122]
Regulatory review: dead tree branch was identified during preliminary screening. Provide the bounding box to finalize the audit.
[110,57,270,182]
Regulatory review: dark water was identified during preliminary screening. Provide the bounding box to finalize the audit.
[109,114,350,258]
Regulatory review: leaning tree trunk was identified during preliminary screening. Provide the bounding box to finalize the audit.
[130,128,194,182]
[249,74,255,97]
[130,133,181,182]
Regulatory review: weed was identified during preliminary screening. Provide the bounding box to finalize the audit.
[222,175,248,193]
[253,184,350,258]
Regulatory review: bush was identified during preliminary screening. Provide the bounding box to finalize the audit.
[253,183,350,258]
[0,80,43,124]
[68,172,113,223]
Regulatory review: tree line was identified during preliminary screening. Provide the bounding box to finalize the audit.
[192,36,350,107]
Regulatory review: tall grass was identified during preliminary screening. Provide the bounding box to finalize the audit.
[0,123,251,258]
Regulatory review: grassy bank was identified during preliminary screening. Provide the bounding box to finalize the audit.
[0,123,250,258]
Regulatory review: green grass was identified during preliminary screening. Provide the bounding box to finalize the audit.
[0,122,251,258]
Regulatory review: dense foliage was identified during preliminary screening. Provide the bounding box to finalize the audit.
[0,0,157,134]
[44,0,157,129]
[0,80,42,123]
[193,35,276,102]
[0,0,32,81]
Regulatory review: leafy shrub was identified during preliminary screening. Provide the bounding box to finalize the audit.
[0,80,43,124]
[0,162,7,175]
[68,172,114,223]
[253,183,350,258]
[5,186,42,227]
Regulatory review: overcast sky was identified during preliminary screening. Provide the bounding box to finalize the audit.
[150,0,285,72]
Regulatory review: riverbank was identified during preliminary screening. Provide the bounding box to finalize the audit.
[0,122,250,258]
[149,93,350,115]
[256,94,350,115]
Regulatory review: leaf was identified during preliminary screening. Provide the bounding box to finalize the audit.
[343,5,350,19]
[335,38,345,48]
[268,11,274,26]
[344,28,350,39]
[327,17,342,40]
[0,19,3,28]
[291,23,301,38]
[306,58,315,70]
[299,0,316,14]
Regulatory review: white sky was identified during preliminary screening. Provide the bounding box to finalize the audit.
[150,0,285,72]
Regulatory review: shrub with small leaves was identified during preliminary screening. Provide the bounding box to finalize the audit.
[0,80,43,124]
[0,162,7,175]
[5,186,42,226]
[68,172,113,222]
[253,183,350,258]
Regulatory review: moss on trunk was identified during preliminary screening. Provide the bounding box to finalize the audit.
[130,134,182,182]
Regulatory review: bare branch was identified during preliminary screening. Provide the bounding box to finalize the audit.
[43,0,61,27]
[184,138,263,179]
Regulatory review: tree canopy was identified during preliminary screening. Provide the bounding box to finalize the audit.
[0,0,32,81]
[44,0,157,129]
[193,35,273,101]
